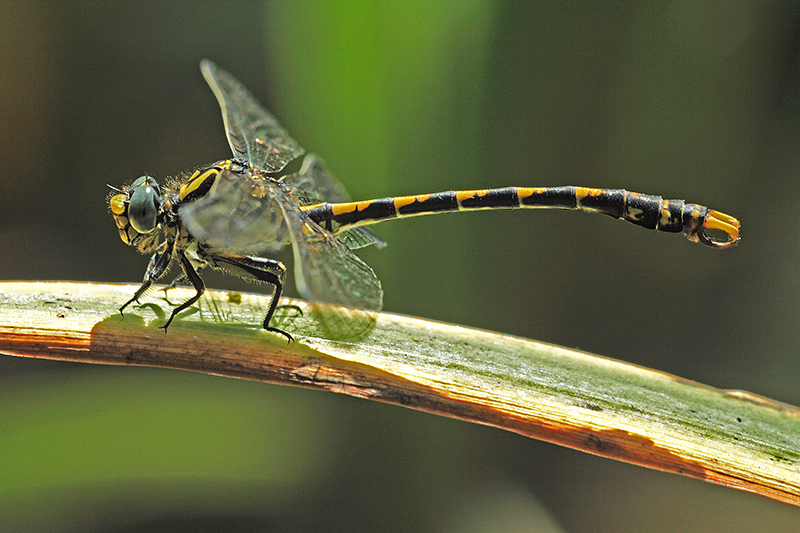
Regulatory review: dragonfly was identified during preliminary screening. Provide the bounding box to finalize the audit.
[109,60,740,342]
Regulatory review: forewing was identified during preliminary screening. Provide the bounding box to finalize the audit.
[200,60,304,172]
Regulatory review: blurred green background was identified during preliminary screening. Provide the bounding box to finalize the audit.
[1,0,799,531]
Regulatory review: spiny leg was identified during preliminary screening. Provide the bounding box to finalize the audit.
[120,280,153,315]
[205,252,293,343]
[162,263,207,296]
[161,252,205,332]
[120,240,174,315]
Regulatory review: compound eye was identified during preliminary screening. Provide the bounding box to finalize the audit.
[128,176,161,234]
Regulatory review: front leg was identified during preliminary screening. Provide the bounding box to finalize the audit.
[120,240,174,315]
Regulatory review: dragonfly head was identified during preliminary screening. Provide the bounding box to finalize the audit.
[109,176,163,249]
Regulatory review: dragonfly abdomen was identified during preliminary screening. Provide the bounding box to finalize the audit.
[305,185,739,248]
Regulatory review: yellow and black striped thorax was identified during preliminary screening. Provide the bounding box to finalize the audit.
[176,159,248,205]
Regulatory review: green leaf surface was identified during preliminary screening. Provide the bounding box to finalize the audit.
[1,281,798,506]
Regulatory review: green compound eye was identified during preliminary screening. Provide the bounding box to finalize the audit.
[128,176,161,234]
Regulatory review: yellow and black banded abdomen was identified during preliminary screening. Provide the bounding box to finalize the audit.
[308,188,529,231]
[308,187,675,230]
[305,186,739,248]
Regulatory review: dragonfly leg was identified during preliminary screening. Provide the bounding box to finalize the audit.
[161,252,205,332]
[120,241,174,315]
[163,262,208,294]
[164,273,188,291]
[204,252,292,343]
[275,304,303,318]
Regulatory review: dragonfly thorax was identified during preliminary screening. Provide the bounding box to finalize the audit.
[176,161,291,253]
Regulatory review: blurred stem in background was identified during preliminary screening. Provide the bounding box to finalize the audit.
[264,0,499,324]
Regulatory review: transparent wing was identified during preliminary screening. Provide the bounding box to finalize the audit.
[200,59,304,173]
[273,182,384,314]
[180,167,384,314]
[283,155,386,250]
[282,154,353,203]
[193,61,384,336]
[179,167,289,254]
[337,227,387,250]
